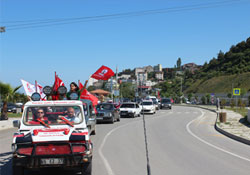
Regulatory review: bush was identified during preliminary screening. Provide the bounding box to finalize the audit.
[201,96,206,104]
[221,99,226,108]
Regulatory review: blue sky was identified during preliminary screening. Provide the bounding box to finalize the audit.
[1,0,250,93]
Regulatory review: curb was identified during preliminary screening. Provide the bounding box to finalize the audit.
[0,118,20,131]
[174,104,250,146]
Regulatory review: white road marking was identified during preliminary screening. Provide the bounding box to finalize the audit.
[98,111,172,175]
[186,110,250,162]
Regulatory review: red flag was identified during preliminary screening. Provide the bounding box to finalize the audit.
[91,65,115,80]
[52,73,65,100]
[79,81,98,106]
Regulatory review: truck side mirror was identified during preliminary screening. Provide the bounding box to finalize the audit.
[13,120,20,128]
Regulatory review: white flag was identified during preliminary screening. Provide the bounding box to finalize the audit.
[21,79,46,100]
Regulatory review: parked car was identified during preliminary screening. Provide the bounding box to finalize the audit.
[96,103,120,123]
[7,103,17,113]
[81,99,96,135]
[119,102,141,118]
[160,98,172,109]
[141,100,156,114]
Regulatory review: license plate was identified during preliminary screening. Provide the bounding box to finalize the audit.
[40,158,64,165]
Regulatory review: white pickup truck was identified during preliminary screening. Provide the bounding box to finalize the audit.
[12,100,93,175]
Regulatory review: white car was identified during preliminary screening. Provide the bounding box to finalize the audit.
[141,100,156,114]
[12,100,93,175]
[119,102,141,118]
[146,96,159,110]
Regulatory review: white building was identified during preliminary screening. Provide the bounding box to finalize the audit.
[118,74,131,80]
[155,71,164,80]
[88,78,98,86]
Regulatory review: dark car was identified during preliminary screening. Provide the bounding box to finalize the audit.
[81,99,96,135]
[160,98,172,109]
[7,103,17,113]
[96,103,120,123]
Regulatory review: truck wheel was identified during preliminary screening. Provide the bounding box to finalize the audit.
[133,113,136,118]
[12,166,24,175]
[111,117,114,124]
[117,116,120,122]
[81,159,92,175]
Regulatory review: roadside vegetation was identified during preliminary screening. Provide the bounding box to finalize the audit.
[0,82,28,120]
[8,113,22,118]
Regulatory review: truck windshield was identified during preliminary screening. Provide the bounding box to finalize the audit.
[24,106,83,125]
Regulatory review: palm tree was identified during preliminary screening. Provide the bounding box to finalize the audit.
[0,82,22,120]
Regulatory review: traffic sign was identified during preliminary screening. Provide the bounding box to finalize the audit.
[233,88,241,96]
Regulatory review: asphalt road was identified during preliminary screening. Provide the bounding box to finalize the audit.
[1,106,250,175]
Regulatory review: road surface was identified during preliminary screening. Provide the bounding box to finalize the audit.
[1,106,250,175]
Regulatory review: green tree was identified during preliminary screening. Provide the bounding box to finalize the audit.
[201,96,206,104]
[248,96,250,107]
[120,82,136,99]
[87,85,95,91]
[177,57,182,70]
[206,94,211,104]
[188,93,193,101]
[0,82,22,120]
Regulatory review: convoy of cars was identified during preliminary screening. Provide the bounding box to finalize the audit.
[11,86,173,175]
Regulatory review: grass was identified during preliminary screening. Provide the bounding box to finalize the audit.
[225,107,248,117]
[7,113,22,118]
[185,72,250,93]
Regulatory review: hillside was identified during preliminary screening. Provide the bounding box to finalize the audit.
[184,72,250,94]
[196,37,250,79]
[183,37,250,94]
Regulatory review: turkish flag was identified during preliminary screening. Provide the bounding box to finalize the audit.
[79,81,98,106]
[91,65,115,80]
[79,81,98,113]
[52,73,65,100]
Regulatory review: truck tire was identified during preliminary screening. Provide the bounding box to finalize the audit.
[111,117,114,124]
[117,116,120,122]
[12,166,24,175]
[81,159,92,175]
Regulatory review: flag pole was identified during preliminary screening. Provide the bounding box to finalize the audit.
[35,80,37,93]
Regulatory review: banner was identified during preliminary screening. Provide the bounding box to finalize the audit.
[21,79,46,100]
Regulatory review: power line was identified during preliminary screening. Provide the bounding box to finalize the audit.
[1,0,248,31]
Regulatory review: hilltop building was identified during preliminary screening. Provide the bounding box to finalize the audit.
[154,64,162,72]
